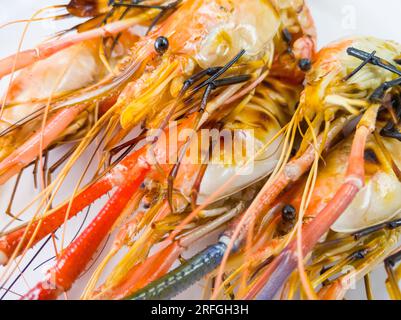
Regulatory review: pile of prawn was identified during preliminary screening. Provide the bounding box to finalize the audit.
[0,0,401,300]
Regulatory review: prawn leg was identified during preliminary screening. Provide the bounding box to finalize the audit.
[347,48,401,77]
[353,218,401,240]
[371,77,401,101]
[113,0,182,35]
[346,48,401,100]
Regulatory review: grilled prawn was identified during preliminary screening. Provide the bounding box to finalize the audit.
[140,36,401,301]
[0,0,315,300]
[239,36,401,300]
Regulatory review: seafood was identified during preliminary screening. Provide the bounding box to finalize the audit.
[0,0,315,300]
[0,0,315,186]
[239,37,401,300]
[246,130,401,300]
[82,76,301,300]
[127,36,401,301]
[0,41,104,182]
[7,0,400,303]
[126,113,348,300]
[0,2,159,184]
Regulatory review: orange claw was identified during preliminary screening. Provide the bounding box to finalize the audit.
[0,145,147,265]
[21,161,150,300]
[0,177,112,265]
[0,113,197,266]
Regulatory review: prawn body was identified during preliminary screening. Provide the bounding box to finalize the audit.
[0,0,316,300]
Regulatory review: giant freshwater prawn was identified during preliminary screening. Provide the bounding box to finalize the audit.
[1,0,401,300]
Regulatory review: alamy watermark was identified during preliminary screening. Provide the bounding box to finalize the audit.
[142,121,257,175]
[341,4,357,31]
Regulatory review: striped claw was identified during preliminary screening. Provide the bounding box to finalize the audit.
[21,163,149,300]
[128,242,227,300]
[0,147,148,265]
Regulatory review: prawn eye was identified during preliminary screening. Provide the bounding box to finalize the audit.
[299,58,312,71]
[282,205,296,221]
[154,36,169,55]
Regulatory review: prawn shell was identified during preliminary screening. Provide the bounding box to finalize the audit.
[317,136,401,233]
[197,103,284,204]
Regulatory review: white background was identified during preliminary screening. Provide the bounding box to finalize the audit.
[0,0,400,300]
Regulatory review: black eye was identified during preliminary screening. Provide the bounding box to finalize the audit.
[154,36,169,55]
[282,205,296,221]
[299,58,312,71]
